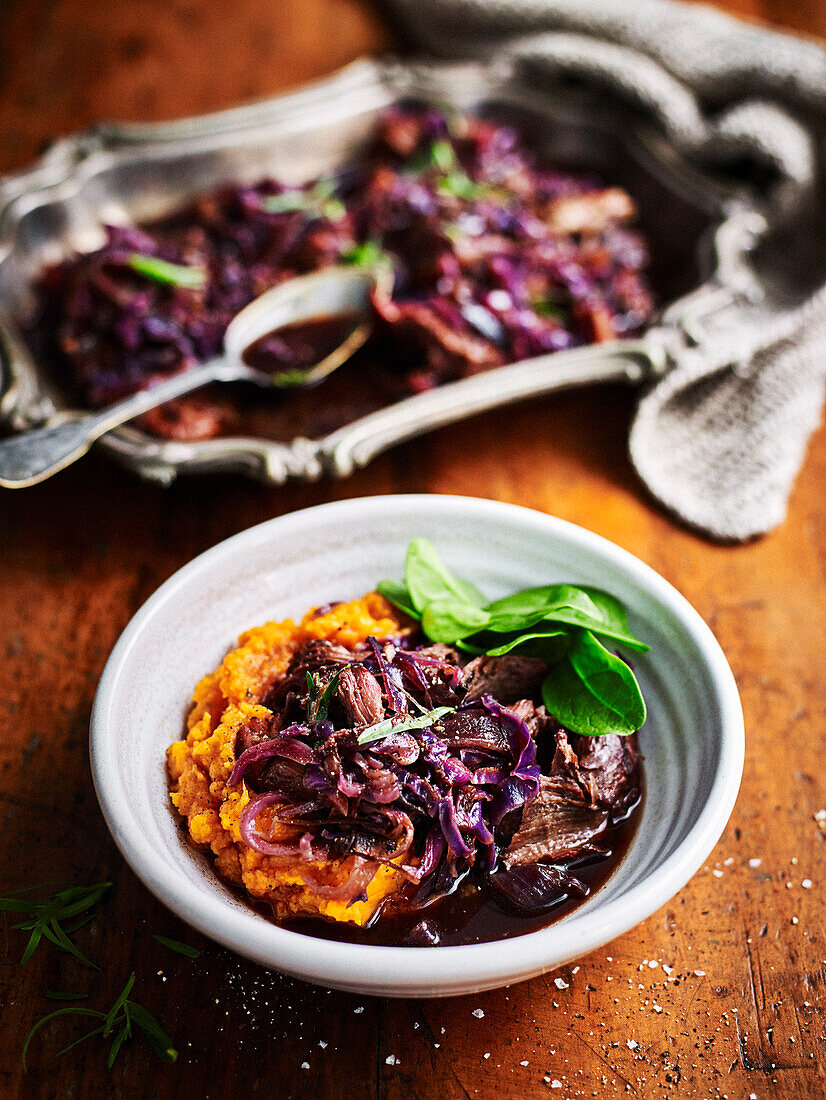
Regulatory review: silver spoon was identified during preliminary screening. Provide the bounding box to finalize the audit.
[0,265,388,488]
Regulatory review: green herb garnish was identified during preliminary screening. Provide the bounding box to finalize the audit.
[532,298,567,323]
[127,254,207,289]
[152,934,201,959]
[261,179,346,221]
[430,139,457,173]
[270,369,309,389]
[306,669,342,723]
[436,171,489,201]
[378,539,649,738]
[357,706,454,746]
[23,974,177,1072]
[340,239,390,269]
[0,881,111,966]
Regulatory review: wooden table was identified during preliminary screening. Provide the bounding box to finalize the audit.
[1,2,824,1097]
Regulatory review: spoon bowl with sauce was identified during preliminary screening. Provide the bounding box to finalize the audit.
[0,264,390,488]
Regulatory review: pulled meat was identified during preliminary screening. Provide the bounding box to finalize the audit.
[463,654,548,703]
[572,733,641,814]
[503,727,641,868]
[337,665,385,727]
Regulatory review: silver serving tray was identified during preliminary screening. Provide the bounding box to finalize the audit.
[0,57,767,486]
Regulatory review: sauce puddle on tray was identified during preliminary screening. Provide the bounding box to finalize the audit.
[242,313,363,377]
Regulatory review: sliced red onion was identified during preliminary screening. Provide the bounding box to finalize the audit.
[394,651,433,706]
[368,730,420,765]
[368,636,408,715]
[362,774,402,804]
[480,694,540,797]
[442,755,472,785]
[490,863,588,915]
[239,792,301,856]
[374,807,415,859]
[336,770,365,799]
[404,649,463,689]
[301,854,376,902]
[228,725,314,786]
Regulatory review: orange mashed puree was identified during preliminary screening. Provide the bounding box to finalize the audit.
[166,592,407,926]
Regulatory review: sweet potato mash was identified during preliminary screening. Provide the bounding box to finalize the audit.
[166,593,405,926]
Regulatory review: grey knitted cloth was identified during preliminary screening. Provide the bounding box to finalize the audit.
[387,0,826,540]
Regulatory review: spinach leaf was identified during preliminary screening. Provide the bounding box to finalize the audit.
[541,630,646,737]
[484,629,570,663]
[486,583,648,651]
[378,540,649,739]
[404,538,485,613]
[486,583,598,620]
[376,579,418,618]
[421,600,491,643]
[577,587,650,653]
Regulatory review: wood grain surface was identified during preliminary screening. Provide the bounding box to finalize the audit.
[1,2,825,1097]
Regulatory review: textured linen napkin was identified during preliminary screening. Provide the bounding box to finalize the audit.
[386,0,826,540]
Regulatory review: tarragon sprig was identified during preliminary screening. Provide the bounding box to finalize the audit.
[0,881,111,966]
[22,974,177,1072]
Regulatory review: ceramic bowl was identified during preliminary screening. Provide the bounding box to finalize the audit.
[90,495,744,997]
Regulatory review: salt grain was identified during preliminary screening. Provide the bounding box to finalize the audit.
[694,970,706,977]
[554,977,569,990]
[802,879,812,889]
[626,1039,639,1050]
[748,858,762,868]
[354,1006,364,1014]
[712,869,724,878]
[520,1060,529,1066]
[386,1055,398,1065]
[472,1008,485,1018]
[301,1062,310,1070]
[551,1081,562,1089]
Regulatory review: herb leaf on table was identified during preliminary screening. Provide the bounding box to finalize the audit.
[0,881,111,966]
[23,973,177,1072]
[152,934,202,959]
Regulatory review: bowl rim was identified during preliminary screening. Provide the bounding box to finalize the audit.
[90,495,744,994]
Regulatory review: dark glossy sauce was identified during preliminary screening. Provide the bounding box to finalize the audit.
[241,313,362,376]
[279,790,642,948]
